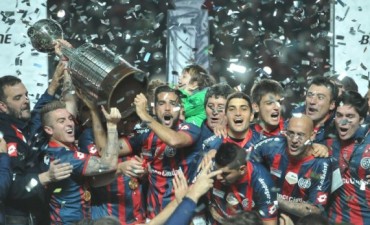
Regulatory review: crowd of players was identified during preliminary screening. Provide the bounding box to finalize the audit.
[0,47,369,225]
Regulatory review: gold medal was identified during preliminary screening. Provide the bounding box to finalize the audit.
[128,178,139,190]
[83,190,91,201]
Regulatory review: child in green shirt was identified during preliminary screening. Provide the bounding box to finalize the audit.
[177,64,215,127]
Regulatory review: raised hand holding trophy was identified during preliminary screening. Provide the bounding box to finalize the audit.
[28,19,147,118]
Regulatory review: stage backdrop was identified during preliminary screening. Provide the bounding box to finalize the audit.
[332,0,370,95]
[0,0,48,108]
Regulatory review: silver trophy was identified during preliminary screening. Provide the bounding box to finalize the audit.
[28,19,147,118]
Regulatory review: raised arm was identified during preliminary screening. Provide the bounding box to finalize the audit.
[134,93,196,148]
[77,92,106,153]
[78,91,133,157]
[60,68,78,118]
[29,60,65,139]
[84,107,121,176]
[277,197,321,218]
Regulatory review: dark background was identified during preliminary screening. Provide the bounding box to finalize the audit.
[47,0,331,106]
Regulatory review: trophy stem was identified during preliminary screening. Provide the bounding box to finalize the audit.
[61,46,76,60]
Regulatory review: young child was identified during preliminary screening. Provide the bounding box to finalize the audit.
[177,64,215,127]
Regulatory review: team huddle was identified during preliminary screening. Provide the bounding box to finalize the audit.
[0,58,369,225]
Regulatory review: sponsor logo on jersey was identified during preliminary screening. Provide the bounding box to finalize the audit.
[316,192,328,204]
[298,178,312,189]
[74,151,86,160]
[226,193,239,206]
[285,172,298,185]
[88,144,98,155]
[360,157,370,170]
[180,124,190,130]
[268,204,277,215]
[7,142,17,157]
[164,146,176,157]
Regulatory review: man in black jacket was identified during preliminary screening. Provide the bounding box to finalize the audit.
[0,69,73,225]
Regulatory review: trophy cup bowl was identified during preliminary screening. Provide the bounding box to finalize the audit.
[27,19,63,53]
[28,19,147,118]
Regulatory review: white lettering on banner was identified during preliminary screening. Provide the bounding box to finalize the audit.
[0,0,48,109]
[333,1,370,96]
[0,34,12,43]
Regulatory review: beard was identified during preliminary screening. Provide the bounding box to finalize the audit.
[7,105,31,121]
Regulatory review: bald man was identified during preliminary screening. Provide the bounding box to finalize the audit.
[251,114,333,223]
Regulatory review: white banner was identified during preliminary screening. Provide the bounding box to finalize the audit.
[0,0,48,108]
[333,0,370,95]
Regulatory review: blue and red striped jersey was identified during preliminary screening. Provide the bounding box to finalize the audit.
[42,141,92,225]
[209,161,277,224]
[128,122,201,219]
[250,118,285,140]
[78,128,146,224]
[251,136,333,222]
[89,157,146,224]
[202,128,261,155]
[327,126,370,224]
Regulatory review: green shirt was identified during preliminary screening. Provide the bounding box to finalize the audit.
[180,88,207,127]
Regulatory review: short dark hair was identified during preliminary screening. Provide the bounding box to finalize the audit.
[338,90,368,119]
[204,83,235,108]
[154,85,182,106]
[341,76,358,92]
[250,79,284,104]
[296,214,329,225]
[40,101,66,126]
[221,210,263,225]
[330,75,358,93]
[0,75,22,101]
[215,142,247,170]
[308,76,338,103]
[225,92,252,112]
[182,64,215,89]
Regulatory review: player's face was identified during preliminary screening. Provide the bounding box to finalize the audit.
[154,92,181,128]
[305,84,335,125]
[0,83,31,121]
[226,98,253,139]
[255,94,282,129]
[45,108,75,144]
[286,118,313,158]
[205,95,227,131]
[335,104,363,141]
[215,165,243,186]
